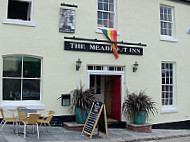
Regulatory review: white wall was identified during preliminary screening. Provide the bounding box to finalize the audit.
[0,0,190,124]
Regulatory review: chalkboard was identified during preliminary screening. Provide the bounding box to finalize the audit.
[82,101,108,139]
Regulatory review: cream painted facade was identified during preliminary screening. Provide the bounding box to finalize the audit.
[0,0,190,125]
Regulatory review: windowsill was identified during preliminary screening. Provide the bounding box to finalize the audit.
[96,28,120,35]
[0,101,45,110]
[161,107,178,114]
[3,19,36,27]
[160,35,178,42]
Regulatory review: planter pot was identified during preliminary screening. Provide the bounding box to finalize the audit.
[76,107,90,124]
[133,110,146,125]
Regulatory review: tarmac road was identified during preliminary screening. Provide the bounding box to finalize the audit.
[143,136,190,142]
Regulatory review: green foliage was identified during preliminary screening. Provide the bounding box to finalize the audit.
[70,83,98,113]
[122,90,157,120]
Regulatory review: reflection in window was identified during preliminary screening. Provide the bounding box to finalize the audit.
[2,56,41,101]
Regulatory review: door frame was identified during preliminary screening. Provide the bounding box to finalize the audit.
[87,70,125,121]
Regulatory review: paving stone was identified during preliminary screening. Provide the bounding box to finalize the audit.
[0,125,190,142]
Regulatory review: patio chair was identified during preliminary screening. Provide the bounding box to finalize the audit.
[38,110,54,132]
[21,113,41,139]
[0,108,17,132]
[17,106,27,122]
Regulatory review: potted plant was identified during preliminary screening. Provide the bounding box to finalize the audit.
[122,90,157,125]
[70,83,98,124]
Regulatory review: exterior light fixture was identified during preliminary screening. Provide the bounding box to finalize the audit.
[76,58,82,71]
[133,61,139,72]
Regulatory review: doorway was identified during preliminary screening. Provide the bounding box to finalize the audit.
[89,74,122,121]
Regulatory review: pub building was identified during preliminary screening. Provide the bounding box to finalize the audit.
[0,0,190,129]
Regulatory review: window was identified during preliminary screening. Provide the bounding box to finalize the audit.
[2,56,41,101]
[97,0,115,29]
[3,0,35,26]
[8,0,32,21]
[87,65,124,71]
[160,5,173,37]
[90,75,102,94]
[161,62,175,107]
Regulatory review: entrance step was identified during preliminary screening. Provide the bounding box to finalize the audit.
[127,123,152,132]
[63,121,127,131]
[63,122,84,131]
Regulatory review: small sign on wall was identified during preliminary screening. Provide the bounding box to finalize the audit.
[59,9,75,33]
[187,28,190,34]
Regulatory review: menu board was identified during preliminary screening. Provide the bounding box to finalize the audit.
[82,102,108,139]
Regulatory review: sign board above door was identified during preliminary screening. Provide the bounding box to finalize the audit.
[64,41,143,56]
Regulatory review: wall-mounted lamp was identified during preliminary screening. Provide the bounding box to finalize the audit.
[76,58,82,71]
[133,61,139,72]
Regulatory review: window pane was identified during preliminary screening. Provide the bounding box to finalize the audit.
[168,23,172,30]
[109,0,113,3]
[109,3,114,12]
[98,11,102,19]
[3,79,21,100]
[168,30,172,36]
[103,12,108,19]
[109,13,114,20]
[109,20,113,28]
[160,14,164,20]
[22,79,40,100]
[162,78,165,84]
[3,56,22,77]
[169,99,173,105]
[96,75,101,94]
[160,7,163,14]
[164,7,167,14]
[168,8,171,14]
[109,66,114,71]
[87,66,93,70]
[98,2,103,10]
[98,19,103,26]
[8,0,31,21]
[103,20,108,27]
[104,3,108,11]
[23,57,41,78]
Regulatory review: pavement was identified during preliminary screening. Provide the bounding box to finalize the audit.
[1,125,190,142]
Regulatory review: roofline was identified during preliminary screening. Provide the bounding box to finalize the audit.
[170,0,190,4]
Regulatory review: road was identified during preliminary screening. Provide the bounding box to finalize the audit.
[143,136,190,142]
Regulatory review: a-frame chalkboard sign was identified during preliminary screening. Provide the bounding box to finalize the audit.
[81,101,108,139]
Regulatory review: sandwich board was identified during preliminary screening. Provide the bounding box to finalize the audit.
[81,101,108,139]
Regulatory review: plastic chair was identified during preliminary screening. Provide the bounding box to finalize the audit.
[21,113,41,139]
[0,108,17,132]
[38,110,54,132]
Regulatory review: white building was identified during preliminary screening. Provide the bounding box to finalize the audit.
[0,0,190,126]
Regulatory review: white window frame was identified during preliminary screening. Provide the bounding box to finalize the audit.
[161,62,178,113]
[0,55,44,110]
[3,0,35,27]
[160,4,177,42]
[96,0,116,32]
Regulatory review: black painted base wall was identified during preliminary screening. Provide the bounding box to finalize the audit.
[2,115,190,129]
[50,115,75,126]
[152,120,190,129]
